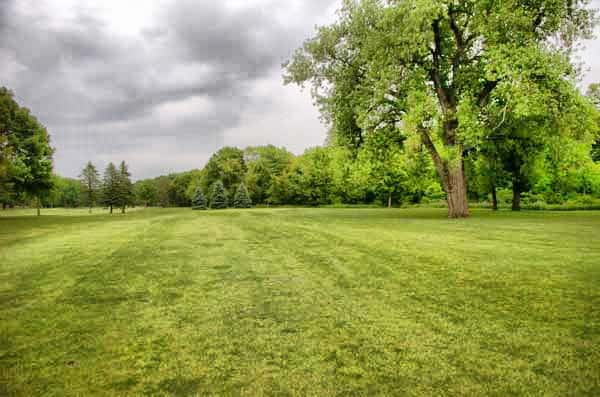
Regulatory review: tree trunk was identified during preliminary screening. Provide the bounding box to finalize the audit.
[445,164,470,218]
[36,196,41,216]
[419,129,470,218]
[491,184,498,211]
[89,206,92,214]
[110,204,113,214]
[121,206,125,214]
[512,186,521,211]
[388,192,392,208]
[2,202,6,210]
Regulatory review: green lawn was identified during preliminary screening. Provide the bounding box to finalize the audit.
[1,208,599,396]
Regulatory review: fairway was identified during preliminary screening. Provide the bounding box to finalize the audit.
[1,208,599,396]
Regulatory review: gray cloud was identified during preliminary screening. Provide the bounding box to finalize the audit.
[0,0,338,178]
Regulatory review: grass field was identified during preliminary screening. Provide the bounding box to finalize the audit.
[1,208,599,396]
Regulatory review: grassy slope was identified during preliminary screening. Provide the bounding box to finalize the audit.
[0,208,599,396]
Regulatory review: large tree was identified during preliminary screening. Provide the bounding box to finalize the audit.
[80,162,101,213]
[285,0,596,217]
[0,87,54,215]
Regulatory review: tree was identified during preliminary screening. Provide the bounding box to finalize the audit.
[80,162,100,213]
[202,147,246,202]
[102,163,119,214]
[0,87,54,215]
[48,176,82,208]
[587,83,600,162]
[244,145,293,204]
[233,182,252,208]
[116,161,133,213]
[210,180,228,209]
[192,188,207,210]
[285,0,595,217]
[135,180,158,207]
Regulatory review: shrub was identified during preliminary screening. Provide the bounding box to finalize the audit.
[210,181,228,209]
[192,188,207,210]
[233,182,252,208]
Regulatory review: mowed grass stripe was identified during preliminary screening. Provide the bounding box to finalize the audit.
[1,208,599,396]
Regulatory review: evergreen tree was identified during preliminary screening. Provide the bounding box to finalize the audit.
[233,182,252,208]
[102,163,119,214]
[116,161,133,213]
[80,161,100,213]
[192,187,207,210]
[210,180,228,209]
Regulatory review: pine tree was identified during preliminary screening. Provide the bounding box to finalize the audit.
[102,163,119,214]
[210,180,228,209]
[80,161,100,213]
[192,188,207,210]
[116,161,133,213]
[233,182,252,208]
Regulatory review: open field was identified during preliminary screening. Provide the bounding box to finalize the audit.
[1,208,599,396]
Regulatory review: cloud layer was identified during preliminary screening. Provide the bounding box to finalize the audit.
[0,0,339,178]
[1,0,598,179]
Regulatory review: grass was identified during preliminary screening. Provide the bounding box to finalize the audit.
[0,207,599,396]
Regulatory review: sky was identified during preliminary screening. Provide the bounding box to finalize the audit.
[1,0,599,180]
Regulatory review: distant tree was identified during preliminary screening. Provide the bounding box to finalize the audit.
[48,176,82,208]
[116,161,133,213]
[80,162,100,213]
[210,180,228,209]
[244,145,293,204]
[155,176,173,207]
[233,182,252,208]
[135,180,158,207]
[202,147,246,201]
[102,163,119,214]
[192,188,207,210]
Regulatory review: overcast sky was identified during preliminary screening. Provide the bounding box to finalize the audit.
[1,0,599,179]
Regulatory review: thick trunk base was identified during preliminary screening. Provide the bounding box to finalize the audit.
[445,166,470,218]
[492,186,498,211]
[512,189,521,211]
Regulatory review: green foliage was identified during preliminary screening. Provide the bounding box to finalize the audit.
[191,188,207,210]
[47,176,82,208]
[135,180,158,207]
[115,161,134,213]
[79,162,100,210]
[244,145,293,204]
[101,163,120,212]
[202,147,246,201]
[0,87,54,210]
[284,0,596,217]
[210,180,228,209]
[233,182,252,208]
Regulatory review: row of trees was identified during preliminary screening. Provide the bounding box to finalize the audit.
[79,161,134,213]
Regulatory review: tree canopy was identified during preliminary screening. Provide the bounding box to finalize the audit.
[284,0,597,217]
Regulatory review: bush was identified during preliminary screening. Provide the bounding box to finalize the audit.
[233,182,252,208]
[210,181,228,209]
[192,188,207,210]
